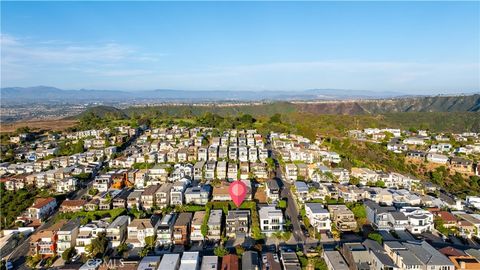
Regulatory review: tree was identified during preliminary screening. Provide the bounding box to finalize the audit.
[62,247,76,262]
[375,180,386,188]
[368,233,383,244]
[86,232,108,258]
[88,188,99,196]
[214,246,229,257]
[269,113,282,123]
[144,235,156,248]
[116,243,129,255]
[278,199,287,209]
[235,245,245,257]
[349,177,360,186]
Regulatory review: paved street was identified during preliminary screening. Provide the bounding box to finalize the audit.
[7,171,96,270]
[268,142,320,251]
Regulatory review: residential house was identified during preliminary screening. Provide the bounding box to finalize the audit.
[362,239,399,270]
[426,153,449,164]
[328,205,357,232]
[28,197,57,220]
[285,163,298,182]
[180,252,200,270]
[341,242,371,270]
[193,161,205,181]
[259,206,284,236]
[207,209,222,241]
[305,203,331,232]
[208,145,218,161]
[262,252,281,270]
[93,175,112,192]
[294,181,309,202]
[138,256,162,270]
[57,219,80,255]
[229,145,238,161]
[280,251,301,270]
[201,256,219,270]
[198,147,208,161]
[190,211,206,242]
[449,158,473,174]
[127,190,142,210]
[30,220,67,257]
[127,216,160,248]
[323,251,349,270]
[406,151,427,161]
[265,179,280,203]
[60,199,86,213]
[216,161,227,179]
[56,177,78,193]
[185,186,210,205]
[205,161,216,180]
[157,253,181,270]
[384,241,454,270]
[170,179,189,205]
[106,215,129,248]
[157,213,176,246]
[400,207,434,234]
[226,210,250,238]
[239,162,250,180]
[364,200,398,231]
[227,162,238,181]
[112,189,131,209]
[222,254,240,270]
[156,183,172,209]
[173,212,193,245]
[242,251,261,270]
[141,185,160,210]
[212,182,232,201]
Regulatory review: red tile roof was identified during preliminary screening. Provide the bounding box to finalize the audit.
[436,211,457,223]
[60,199,87,208]
[30,197,56,209]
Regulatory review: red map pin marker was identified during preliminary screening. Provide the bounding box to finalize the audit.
[229,180,247,207]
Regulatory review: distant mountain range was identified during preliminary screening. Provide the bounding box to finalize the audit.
[0,86,409,103]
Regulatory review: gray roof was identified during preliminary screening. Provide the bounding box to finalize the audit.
[397,250,423,266]
[127,190,142,199]
[389,211,408,221]
[364,200,395,213]
[200,256,218,270]
[305,203,328,214]
[208,209,222,226]
[158,254,180,270]
[323,251,349,270]
[465,249,480,261]
[175,212,193,226]
[108,215,129,228]
[242,251,260,270]
[59,218,80,232]
[384,241,405,250]
[403,242,454,266]
[294,181,309,192]
[267,179,280,190]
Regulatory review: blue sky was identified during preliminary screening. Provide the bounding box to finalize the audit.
[1,1,479,94]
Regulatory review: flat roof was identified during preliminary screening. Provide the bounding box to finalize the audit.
[208,209,222,225]
[200,256,218,270]
[157,254,180,270]
[324,251,349,270]
[137,256,161,270]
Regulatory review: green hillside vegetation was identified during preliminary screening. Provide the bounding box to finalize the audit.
[69,104,479,197]
[72,104,480,135]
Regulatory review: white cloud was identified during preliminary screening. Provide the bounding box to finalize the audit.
[1,33,478,93]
